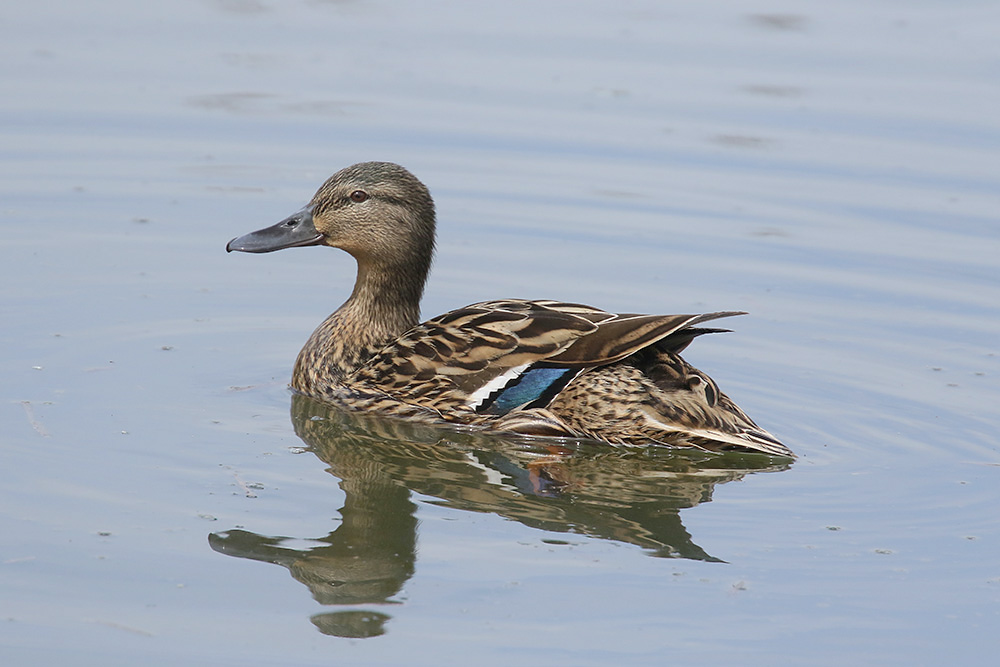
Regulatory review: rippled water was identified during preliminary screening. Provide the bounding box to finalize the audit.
[3,1,999,665]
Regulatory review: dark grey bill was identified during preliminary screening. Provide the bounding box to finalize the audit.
[226,206,323,253]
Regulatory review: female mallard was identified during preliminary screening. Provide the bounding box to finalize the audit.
[227,162,792,458]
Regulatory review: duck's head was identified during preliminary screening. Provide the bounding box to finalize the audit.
[227,162,436,280]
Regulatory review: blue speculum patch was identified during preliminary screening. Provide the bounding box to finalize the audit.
[480,365,577,415]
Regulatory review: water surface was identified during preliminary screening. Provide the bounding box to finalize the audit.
[2,1,999,665]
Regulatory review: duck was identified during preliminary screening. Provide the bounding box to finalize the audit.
[227,162,793,458]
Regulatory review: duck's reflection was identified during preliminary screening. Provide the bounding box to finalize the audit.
[210,394,790,637]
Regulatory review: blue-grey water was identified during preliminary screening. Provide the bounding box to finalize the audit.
[3,1,999,665]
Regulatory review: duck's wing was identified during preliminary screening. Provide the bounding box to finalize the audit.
[348,300,597,413]
[349,299,741,417]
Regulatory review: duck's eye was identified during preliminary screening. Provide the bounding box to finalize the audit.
[349,190,368,203]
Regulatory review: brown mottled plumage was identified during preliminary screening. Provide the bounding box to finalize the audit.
[227,162,793,457]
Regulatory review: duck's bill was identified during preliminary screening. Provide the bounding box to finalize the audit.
[226,206,323,253]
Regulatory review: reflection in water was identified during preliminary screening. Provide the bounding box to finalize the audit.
[210,394,790,637]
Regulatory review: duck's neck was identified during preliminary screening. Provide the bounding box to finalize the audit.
[291,257,426,395]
